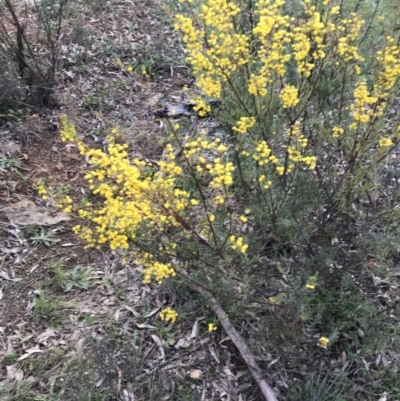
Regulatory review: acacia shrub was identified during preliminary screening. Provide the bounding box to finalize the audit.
[46,0,400,398]
[169,0,400,338]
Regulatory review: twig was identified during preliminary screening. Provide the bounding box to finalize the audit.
[182,274,278,401]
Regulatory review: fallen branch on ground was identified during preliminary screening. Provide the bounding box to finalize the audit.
[183,274,278,401]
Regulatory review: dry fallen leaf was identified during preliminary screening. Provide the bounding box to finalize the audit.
[144,92,163,107]
[191,319,199,339]
[144,307,160,318]
[0,271,22,282]
[150,334,165,359]
[123,305,140,316]
[378,392,388,401]
[135,323,157,329]
[174,337,191,349]
[208,344,220,363]
[189,369,203,380]
[6,364,24,381]
[17,346,44,361]
[36,329,57,344]
[341,350,347,365]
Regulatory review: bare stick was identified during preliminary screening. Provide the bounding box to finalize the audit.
[183,276,278,401]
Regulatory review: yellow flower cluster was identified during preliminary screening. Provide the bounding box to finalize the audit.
[252,0,341,82]
[191,97,212,117]
[232,117,256,134]
[299,136,308,148]
[276,165,290,176]
[330,6,340,15]
[255,122,313,172]
[306,272,319,290]
[351,81,378,124]
[253,0,291,78]
[332,126,344,138]
[57,195,73,214]
[305,10,326,60]
[238,215,247,223]
[36,182,49,201]
[208,323,217,331]
[69,135,181,250]
[336,13,364,63]
[245,138,295,186]
[375,38,400,95]
[288,122,307,149]
[286,147,300,162]
[159,307,178,323]
[290,151,316,170]
[292,30,313,77]
[345,39,400,133]
[182,135,235,190]
[184,136,219,157]
[280,85,299,109]
[229,235,248,254]
[59,115,77,142]
[208,158,234,188]
[35,181,73,213]
[253,141,274,165]
[379,138,393,148]
[346,38,400,132]
[317,336,330,349]
[175,0,249,100]
[248,74,268,97]
[268,292,286,305]
[259,174,272,189]
[196,75,222,99]
[139,253,177,284]
[213,195,225,205]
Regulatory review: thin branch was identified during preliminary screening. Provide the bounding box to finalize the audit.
[183,274,279,401]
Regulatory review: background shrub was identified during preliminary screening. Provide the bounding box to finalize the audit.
[0,0,70,110]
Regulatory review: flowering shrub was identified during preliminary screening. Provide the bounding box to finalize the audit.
[36,180,73,213]
[44,0,400,397]
[58,118,252,278]
[171,0,400,347]
[174,0,399,191]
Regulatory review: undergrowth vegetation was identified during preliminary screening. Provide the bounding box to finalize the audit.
[31,0,400,399]
[0,0,104,115]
